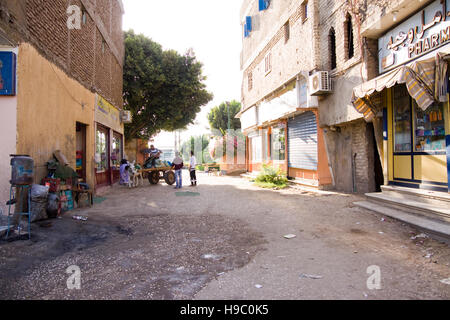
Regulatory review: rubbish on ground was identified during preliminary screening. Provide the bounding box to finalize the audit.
[411,233,428,240]
[30,184,50,222]
[72,215,88,221]
[217,272,225,276]
[284,234,296,239]
[255,284,263,289]
[424,253,433,259]
[176,267,185,271]
[363,292,368,298]
[439,278,450,285]
[202,254,216,260]
[356,222,360,225]
[381,218,385,222]
[299,273,323,280]
[378,232,384,234]
[354,251,358,254]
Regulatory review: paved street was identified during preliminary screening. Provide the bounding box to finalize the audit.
[0,172,449,300]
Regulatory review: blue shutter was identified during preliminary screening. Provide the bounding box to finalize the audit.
[259,0,270,11]
[246,16,252,32]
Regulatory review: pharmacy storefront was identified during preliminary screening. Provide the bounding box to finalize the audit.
[353,0,450,192]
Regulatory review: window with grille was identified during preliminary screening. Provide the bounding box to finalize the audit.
[344,13,354,60]
[248,71,253,91]
[284,21,290,43]
[302,1,308,22]
[329,28,337,70]
[264,52,272,75]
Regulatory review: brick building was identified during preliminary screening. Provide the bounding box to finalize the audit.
[0,0,125,213]
[237,0,333,189]
[239,0,449,201]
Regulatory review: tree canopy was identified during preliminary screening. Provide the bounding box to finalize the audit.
[207,100,242,135]
[123,30,213,140]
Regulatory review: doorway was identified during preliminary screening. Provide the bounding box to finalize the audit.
[95,124,111,187]
[391,85,447,191]
[76,122,87,182]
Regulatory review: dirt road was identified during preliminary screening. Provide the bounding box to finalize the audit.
[0,172,449,299]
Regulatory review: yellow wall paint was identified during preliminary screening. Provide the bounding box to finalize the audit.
[16,43,96,188]
[414,155,448,183]
[393,155,412,180]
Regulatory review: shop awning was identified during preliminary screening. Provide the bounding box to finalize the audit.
[352,54,448,121]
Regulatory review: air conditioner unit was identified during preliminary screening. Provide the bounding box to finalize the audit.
[309,71,332,96]
[121,110,132,123]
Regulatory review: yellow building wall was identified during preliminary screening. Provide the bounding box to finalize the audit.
[16,43,95,188]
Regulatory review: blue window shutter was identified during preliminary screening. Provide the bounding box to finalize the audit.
[246,16,252,32]
[259,0,265,11]
[259,0,269,11]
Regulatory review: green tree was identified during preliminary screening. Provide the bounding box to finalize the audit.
[123,30,213,139]
[207,100,242,135]
[180,135,213,164]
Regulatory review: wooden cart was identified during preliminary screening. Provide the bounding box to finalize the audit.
[139,166,176,185]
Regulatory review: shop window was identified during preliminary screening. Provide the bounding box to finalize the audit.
[251,135,262,162]
[271,126,286,161]
[393,86,411,152]
[111,133,123,170]
[328,28,337,70]
[414,102,446,152]
[344,13,354,60]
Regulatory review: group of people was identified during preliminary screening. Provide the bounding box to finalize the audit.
[119,145,198,189]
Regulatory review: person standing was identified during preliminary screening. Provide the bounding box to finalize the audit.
[189,151,197,186]
[172,152,184,189]
[119,159,130,185]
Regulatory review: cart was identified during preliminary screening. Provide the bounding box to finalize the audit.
[139,167,176,186]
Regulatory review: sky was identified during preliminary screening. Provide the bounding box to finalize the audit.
[122,0,243,148]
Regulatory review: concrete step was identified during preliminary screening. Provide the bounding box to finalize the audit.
[289,178,319,188]
[381,185,450,207]
[0,226,9,237]
[365,192,450,223]
[354,201,450,241]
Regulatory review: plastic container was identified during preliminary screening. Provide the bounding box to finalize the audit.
[10,155,34,185]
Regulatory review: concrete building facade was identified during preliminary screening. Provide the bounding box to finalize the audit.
[0,0,125,214]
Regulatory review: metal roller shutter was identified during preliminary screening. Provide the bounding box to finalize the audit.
[288,111,318,170]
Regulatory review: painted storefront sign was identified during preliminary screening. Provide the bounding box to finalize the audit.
[379,0,450,74]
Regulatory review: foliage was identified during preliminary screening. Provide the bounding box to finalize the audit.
[123,30,213,140]
[255,164,288,189]
[196,164,205,171]
[180,135,213,164]
[207,100,242,136]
